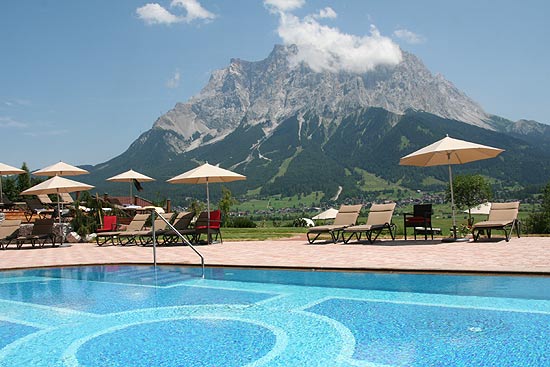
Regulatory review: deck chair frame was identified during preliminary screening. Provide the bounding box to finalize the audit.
[343,203,396,244]
[307,204,362,244]
[472,202,520,242]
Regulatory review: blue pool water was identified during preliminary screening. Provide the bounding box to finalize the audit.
[0,266,549,366]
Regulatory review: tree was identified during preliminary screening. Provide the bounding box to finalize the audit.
[16,162,31,197]
[218,186,237,226]
[447,174,492,226]
[525,182,550,234]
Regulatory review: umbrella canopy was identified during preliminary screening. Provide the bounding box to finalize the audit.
[399,136,504,167]
[21,176,94,240]
[107,169,155,183]
[107,169,155,198]
[399,135,503,239]
[0,162,25,202]
[33,161,89,176]
[167,162,246,184]
[21,175,94,196]
[167,162,246,243]
[312,208,338,220]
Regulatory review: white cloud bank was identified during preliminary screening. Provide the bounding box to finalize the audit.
[137,0,215,25]
[264,1,402,74]
[393,28,426,44]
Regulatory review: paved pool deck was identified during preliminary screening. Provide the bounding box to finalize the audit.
[2,235,550,275]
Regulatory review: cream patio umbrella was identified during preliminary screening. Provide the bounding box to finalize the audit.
[399,135,504,240]
[312,208,338,220]
[106,169,155,198]
[33,161,89,177]
[0,162,25,203]
[167,162,246,242]
[21,176,94,243]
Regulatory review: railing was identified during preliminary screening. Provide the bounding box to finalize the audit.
[150,210,205,278]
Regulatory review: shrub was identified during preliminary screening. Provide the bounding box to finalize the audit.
[229,217,257,228]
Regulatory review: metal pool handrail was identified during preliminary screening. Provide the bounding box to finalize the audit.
[150,210,205,278]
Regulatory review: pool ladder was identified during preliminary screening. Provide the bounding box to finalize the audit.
[150,210,205,278]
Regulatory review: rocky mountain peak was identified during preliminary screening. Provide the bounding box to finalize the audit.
[152,44,493,154]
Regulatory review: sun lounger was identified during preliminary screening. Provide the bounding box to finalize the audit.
[16,218,56,248]
[118,212,173,246]
[161,211,195,245]
[37,194,54,206]
[0,197,17,211]
[24,198,55,222]
[306,204,362,244]
[471,202,520,242]
[95,213,149,246]
[0,219,21,249]
[343,203,396,244]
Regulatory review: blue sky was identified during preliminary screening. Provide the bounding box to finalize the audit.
[1,0,548,170]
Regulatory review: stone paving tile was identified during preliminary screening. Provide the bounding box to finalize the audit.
[1,236,549,274]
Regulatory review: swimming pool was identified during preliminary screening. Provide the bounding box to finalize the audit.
[0,266,548,366]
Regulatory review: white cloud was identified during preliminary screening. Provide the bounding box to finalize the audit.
[275,11,402,73]
[171,0,215,22]
[393,28,426,44]
[314,7,337,19]
[0,116,27,128]
[136,3,181,25]
[264,0,305,13]
[136,0,215,25]
[166,69,181,88]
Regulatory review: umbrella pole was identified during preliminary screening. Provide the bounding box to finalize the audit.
[0,175,3,202]
[206,178,210,244]
[448,163,457,238]
[151,209,157,267]
[57,191,63,244]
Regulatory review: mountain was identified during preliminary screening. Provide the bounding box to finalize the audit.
[87,45,550,203]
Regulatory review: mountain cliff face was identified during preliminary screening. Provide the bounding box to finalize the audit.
[89,45,550,202]
[152,44,492,154]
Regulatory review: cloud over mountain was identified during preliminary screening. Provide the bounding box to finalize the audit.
[267,1,402,73]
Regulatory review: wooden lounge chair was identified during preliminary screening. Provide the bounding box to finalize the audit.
[37,194,54,206]
[161,211,195,245]
[0,219,21,249]
[403,203,433,240]
[24,198,55,222]
[194,210,222,244]
[118,212,173,246]
[16,218,56,248]
[343,203,397,244]
[471,202,520,242]
[95,213,149,246]
[306,204,362,244]
[0,196,17,211]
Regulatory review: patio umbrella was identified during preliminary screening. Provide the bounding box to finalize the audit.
[312,208,338,220]
[465,202,491,215]
[399,135,503,240]
[0,162,25,202]
[21,176,94,242]
[167,162,246,242]
[33,161,89,177]
[106,169,155,198]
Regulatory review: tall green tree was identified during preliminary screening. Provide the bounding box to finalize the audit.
[16,162,31,196]
[526,182,550,234]
[218,186,237,226]
[447,174,492,225]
